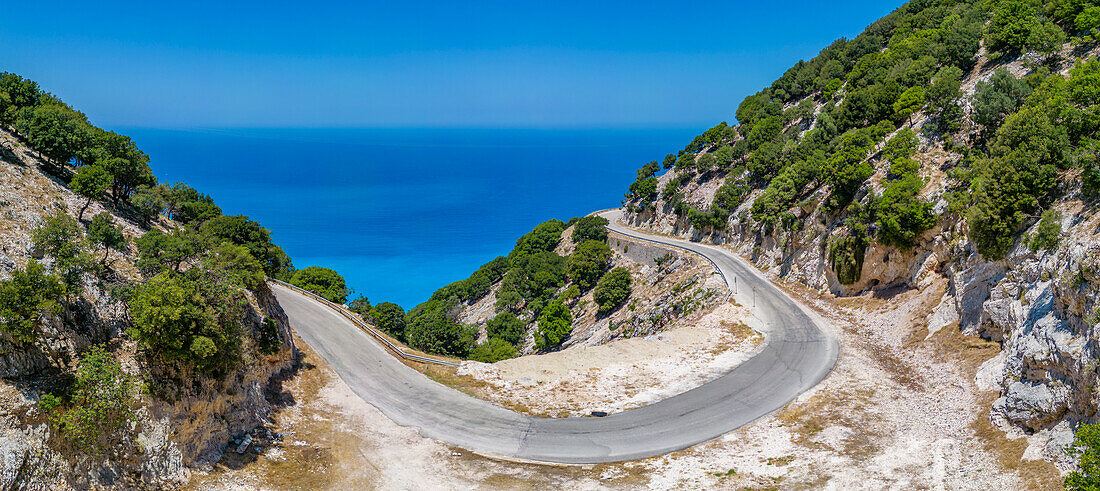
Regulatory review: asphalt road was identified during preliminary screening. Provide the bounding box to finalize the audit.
[272,209,838,464]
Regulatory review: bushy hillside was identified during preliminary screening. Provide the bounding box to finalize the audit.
[362,215,726,363]
[0,75,301,487]
[624,0,1100,286]
[617,0,1100,476]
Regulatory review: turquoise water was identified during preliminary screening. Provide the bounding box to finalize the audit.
[122,127,697,308]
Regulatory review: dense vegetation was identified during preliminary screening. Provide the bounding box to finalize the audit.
[594,267,633,314]
[1067,422,1100,490]
[289,266,348,304]
[0,261,63,343]
[621,0,1100,287]
[406,213,632,359]
[39,345,136,455]
[0,70,310,432]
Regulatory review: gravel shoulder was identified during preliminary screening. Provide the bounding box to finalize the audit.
[193,268,1050,489]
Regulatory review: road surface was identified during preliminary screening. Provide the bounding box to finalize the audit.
[272,209,838,464]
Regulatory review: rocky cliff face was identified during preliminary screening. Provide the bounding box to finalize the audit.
[0,129,297,488]
[622,45,1100,462]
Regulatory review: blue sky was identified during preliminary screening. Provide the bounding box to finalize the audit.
[2,1,902,128]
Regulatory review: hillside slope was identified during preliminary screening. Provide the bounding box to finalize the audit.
[0,120,296,485]
[619,0,1100,471]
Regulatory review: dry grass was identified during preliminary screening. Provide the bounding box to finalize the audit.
[185,339,380,490]
[446,447,654,488]
[775,387,881,458]
[971,392,1063,490]
[421,364,554,417]
[706,320,763,356]
[923,322,1001,375]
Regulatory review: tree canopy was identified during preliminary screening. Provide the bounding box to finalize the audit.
[594,267,632,314]
[0,261,64,343]
[290,266,348,304]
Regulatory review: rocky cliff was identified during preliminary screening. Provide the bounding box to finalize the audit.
[0,128,297,487]
[623,37,1100,463]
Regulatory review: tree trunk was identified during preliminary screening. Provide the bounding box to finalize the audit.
[78,198,90,221]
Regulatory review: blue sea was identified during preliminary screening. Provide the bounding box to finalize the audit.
[121,127,698,308]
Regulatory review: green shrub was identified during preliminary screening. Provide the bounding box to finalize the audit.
[486,312,525,346]
[135,228,207,276]
[13,103,92,165]
[31,212,91,293]
[509,220,565,259]
[371,302,407,342]
[971,68,1032,133]
[877,134,934,250]
[163,183,221,224]
[571,216,609,243]
[474,256,509,284]
[676,152,697,173]
[495,289,523,313]
[498,251,567,309]
[535,300,572,350]
[824,125,890,209]
[1029,209,1062,252]
[45,345,136,455]
[568,240,612,291]
[984,1,1065,55]
[0,261,64,343]
[87,129,156,204]
[290,266,348,304]
[594,267,632,314]
[463,271,491,301]
[1066,423,1100,490]
[713,178,750,213]
[200,215,293,278]
[877,174,935,249]
[560,284,581,303]
[893,86,926,124]
[206,243,266,291]
[829,231,868,285]
[130,184,166,225]
[174,199,222,226]
[662,153,676,169]
[686,205,729,232]
[348,295,371,316]
[87,213,126,265]
[404,298,474,357]
[628,176,659,203]
[127,271,244,374]
[469,338,517,363]
[257,317,283,355]
[967,112,1063,259]
[70,164,111,221]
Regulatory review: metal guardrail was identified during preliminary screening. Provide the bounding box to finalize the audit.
[274,208,720,369]
[270,279,461,367]
[600,212,731,291]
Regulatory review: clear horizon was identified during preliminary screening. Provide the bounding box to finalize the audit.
[4,0,902,129]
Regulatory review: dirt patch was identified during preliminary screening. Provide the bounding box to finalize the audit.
[185,342,380,490]
[196,240,1052,489]
[455,300,762,417]
[971,392,1063,489]
[186,336,666,489]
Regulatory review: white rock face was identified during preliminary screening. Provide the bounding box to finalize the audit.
[622,140,1100,466]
